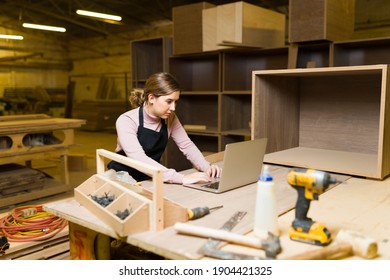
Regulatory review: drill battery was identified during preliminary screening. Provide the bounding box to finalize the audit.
[289,218,332,246]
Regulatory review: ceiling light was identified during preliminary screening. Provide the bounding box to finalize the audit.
[76,9,122,21]
[22,23,66,33]
[0,34,23,40]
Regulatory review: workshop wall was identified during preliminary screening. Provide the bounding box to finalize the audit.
[68,23,171,102]
[354,0,390,39]
[0,24,70,97]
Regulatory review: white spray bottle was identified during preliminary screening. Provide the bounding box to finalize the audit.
[253,165,279,238]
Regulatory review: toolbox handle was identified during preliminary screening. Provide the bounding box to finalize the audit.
[95,149,164,231]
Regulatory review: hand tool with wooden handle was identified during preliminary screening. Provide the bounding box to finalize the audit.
[175,222,265,249]
[175,211,267,259]
[286,229,378,260]
[187,205,223,220]
[198,211,262,260]
[174,215,281,259]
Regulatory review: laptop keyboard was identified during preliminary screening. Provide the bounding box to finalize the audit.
[201,181,220,190]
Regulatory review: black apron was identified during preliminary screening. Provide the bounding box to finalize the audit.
[107,105,168,181]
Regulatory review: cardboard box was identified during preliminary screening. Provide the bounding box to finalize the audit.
[203,1,286,52]
[289,0,355,43]
[173,2,215,55]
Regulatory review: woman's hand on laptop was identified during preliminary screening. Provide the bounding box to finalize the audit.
[183,172,211,184]
[206,164,222,178]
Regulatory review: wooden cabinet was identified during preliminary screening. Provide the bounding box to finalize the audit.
[252,64,390,179]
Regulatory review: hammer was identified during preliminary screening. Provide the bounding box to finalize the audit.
[286,229,378,260]
[174,222,282,258]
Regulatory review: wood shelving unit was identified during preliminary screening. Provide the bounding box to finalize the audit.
[131,35,390,176]
[131,37,173,89]
[333,37,390,66]
[168,47,289,170]
[130,37,173,166]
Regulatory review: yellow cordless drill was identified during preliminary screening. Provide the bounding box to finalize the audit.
[287,168,338,246]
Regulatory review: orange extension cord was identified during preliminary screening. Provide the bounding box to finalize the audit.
[0,205,67,242]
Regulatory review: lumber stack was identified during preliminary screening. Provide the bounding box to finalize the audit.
[0,228,70,260]
[0,164,47,196]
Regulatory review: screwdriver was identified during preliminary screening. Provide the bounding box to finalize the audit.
[187,205,223,220]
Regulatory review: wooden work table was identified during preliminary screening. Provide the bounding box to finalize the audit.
[43,162,390,260]
[0,114,86,208]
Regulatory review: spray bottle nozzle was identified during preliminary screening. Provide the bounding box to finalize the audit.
[259,165,273,181]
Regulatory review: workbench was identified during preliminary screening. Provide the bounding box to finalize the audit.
[43,161,390,260]
[0,114,85,208]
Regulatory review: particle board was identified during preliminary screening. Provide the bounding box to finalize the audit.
[289,0,355,43]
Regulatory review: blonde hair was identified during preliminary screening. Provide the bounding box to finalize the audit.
[130,72,181,108]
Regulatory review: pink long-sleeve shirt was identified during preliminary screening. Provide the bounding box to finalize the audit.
[114,106,211,184]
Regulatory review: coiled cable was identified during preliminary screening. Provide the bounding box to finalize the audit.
[0,205,67,242]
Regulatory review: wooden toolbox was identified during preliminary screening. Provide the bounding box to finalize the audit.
[252,64,390,180]
[74,149,188,237]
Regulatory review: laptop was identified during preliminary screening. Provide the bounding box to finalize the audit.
[183,138,268,193]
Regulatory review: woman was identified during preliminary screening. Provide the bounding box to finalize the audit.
[108,72,222,184]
